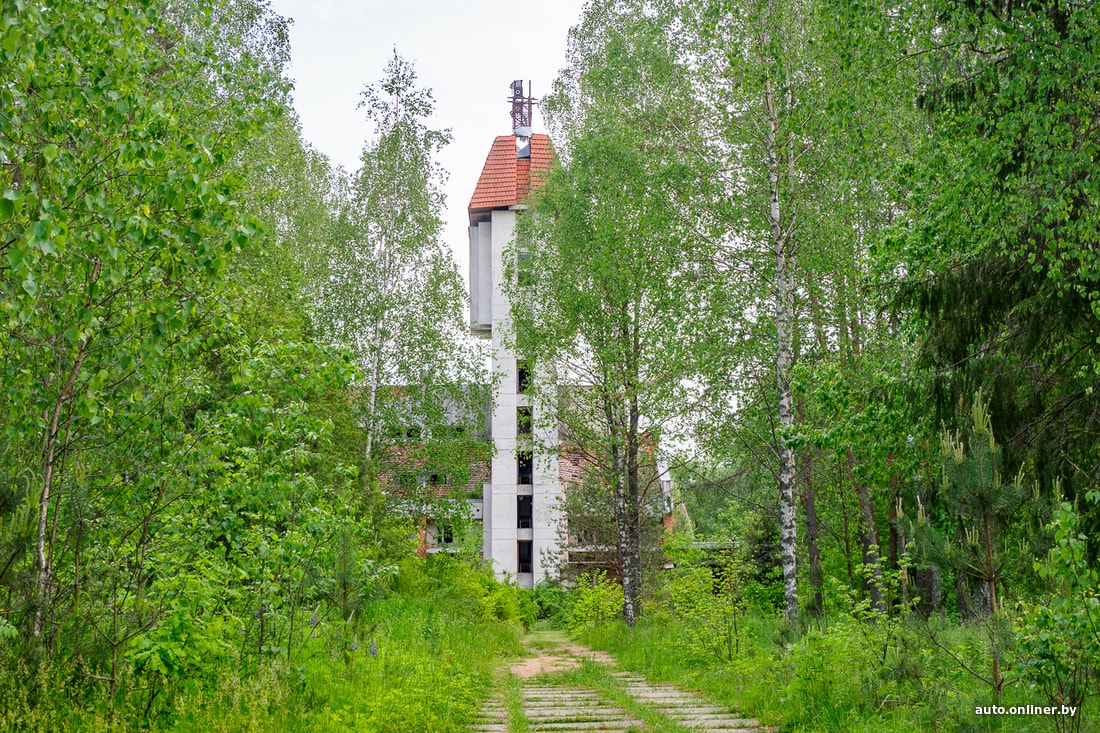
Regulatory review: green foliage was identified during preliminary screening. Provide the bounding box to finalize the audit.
[784,623,882,729]
[579,599,1074,733]
[516,0,713,625]
[1014,497,1100,732]
[894,0,1100,544]
[483,583,539,631]
[0,3,496,729]
[664,562,749,664]
[400,555,537,631]
[921,393,1030,585]
[908,393,1031,696]
[0,558,527,731]
[4,0,1099,728]
[567,572,625,635]
[310,51,488,477]
[532,581,573,626]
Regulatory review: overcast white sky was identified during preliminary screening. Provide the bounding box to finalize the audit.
[267,0,587,289]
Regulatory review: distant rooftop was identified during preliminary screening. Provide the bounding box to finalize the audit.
[468,134,553,222]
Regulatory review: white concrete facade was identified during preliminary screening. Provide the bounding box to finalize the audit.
[469,207,561,588]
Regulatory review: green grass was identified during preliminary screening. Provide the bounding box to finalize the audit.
[577,609,1094,733]
[166,592,523,732]
[524,622,568,651]
[1,560,529,732]
[501,672,530,733]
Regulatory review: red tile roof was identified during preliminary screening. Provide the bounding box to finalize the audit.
[468,134,554,219]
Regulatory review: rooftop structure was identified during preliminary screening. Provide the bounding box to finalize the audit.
[468,134,553,216]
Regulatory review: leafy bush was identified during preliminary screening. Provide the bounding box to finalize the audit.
[743,568,785,612]
[170,560,525,733]
[404,554,539,629]
[1014,497,1100,733]
[533,581,573,625]
[665,564,749,663]
[784,622,882,730]
[568,572,624,634]
[481,582,539,629]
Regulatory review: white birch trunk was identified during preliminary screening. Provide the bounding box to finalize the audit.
[765,73,799,624]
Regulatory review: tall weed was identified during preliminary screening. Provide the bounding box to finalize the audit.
[2,556,525,731]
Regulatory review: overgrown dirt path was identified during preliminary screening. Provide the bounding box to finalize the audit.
[470,629,770,733]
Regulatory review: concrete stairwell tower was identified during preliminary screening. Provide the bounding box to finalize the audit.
[467,80,557,588]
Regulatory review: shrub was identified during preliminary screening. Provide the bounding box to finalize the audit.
[1014,497,1100,733]
[568,572,624,635]
[481,582,539,630]
[785,622,880,730]
[663,565,748,663]
[532,581,572,625]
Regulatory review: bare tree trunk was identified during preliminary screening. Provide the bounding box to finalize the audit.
[888,476,899,573]
[838,468,855,588]
[834,272,852,365]
[893,496,910,608]
[626,390,642,624]
[956,570,973,619]
[620,474,642,626]
[363,229,395,470]
[981,510,1004,698]
[915,565,942,617]
[611,380,643,627]
[612,443,637,626]
[364,318,384,466]
[765,72,798,625]
[796,403,823,618]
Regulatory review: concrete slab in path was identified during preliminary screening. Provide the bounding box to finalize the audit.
[497,628,775,733]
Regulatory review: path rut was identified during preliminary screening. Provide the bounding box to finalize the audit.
[470,631,770,733]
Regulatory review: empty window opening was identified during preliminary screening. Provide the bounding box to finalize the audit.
[517,495,533,529]
[517,451,533,485]
[517,361,531,394]
[517,406,532,437]
[518,540,533,574]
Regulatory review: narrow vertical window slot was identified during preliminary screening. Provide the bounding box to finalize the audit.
[518,541,533,573]
[517,495,533,529]
[517,451,533,485]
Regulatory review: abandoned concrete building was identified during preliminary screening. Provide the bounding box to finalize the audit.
[467,81,558,588]
[382,82,675,588]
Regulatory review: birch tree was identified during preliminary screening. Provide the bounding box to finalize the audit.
[510,128,707,626]
[675,0,814,622]
[512,2,709,625]
[312,53,488,481]
[0,0,283,645]
[678,0,924,622]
